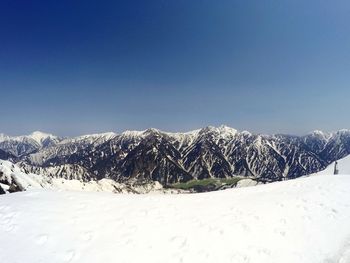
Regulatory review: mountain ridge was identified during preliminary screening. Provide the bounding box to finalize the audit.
[0,126,349,185]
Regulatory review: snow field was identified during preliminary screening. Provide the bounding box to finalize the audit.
[1,172,350,263]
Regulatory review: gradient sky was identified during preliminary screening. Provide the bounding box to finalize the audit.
[1,0,350,136]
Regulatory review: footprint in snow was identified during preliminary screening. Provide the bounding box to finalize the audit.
[3,211,19,220]
[196,250,210,259]
[63,250,76,262]
[328,208,338,219]
[170,236,187,249]
[192,219,205,228]
[258,247,271,256]
[208,225,220,233]
[279,218,287,225]
[302,215,312,222]
[120,226,138,238]
[0,218,11,226]
[70,216,79,225]
[240,223,251,232]
[128,225,138,233]
[112,218,125,226]
[35,235,48,245]
[208,226,225,235]
[81,231,93,242]
[274,228,286,237]
[138,209,148,216]
[0,205,10,211]
[5,224,18,233]
[331,208,338,214]
[77,203,87,210]
[230,253,250,263]
[296,204,308,211]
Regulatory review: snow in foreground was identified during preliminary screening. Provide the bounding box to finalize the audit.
[1,172,350,263]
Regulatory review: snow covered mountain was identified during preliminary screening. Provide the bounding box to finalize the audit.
[0,131,63,158]
[1,166,350,262]
[0,160,183,194]
[0,126,349,185]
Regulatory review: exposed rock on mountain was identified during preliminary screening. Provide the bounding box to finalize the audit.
[0,126,349,185]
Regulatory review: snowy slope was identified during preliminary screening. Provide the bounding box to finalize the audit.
[0,160,181,194]
[1,173,350,263]
[311,155,350,176]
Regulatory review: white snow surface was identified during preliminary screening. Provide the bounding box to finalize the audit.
[311,155,350,176]
[1,172,350,263]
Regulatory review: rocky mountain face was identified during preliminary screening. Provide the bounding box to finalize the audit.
[0,127,349,185]
[0,149,16,162]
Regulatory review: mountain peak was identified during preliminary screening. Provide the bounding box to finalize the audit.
[73,132,117,141]
[121,130,145,138]
[200,125,238,138]
[144,128,161,135]
[336,129,350,134]
[240,130,252,136]
[0,133,10,142]
[217,125,238,135]
[308,130,331,140]
[28,131,56,144]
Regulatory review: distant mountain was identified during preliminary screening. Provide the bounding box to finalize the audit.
[0,131,63,158]
[0,126,349,185]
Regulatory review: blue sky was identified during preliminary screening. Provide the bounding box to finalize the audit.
[0,0,349,136]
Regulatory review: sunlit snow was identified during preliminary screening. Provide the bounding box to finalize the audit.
[1,159,350,262]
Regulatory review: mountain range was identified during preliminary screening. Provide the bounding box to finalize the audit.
[0,126,349,185]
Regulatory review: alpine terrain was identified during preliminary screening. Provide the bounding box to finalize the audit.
[0,126,349,193]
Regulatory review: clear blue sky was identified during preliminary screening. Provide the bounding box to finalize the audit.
[1,0,349,136]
